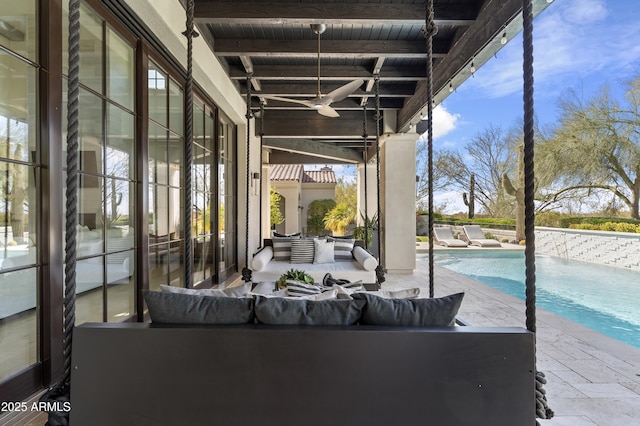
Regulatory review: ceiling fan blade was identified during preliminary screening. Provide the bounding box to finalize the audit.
[323,79,364,104]
[259,95,315,108]
[316,105,340,118]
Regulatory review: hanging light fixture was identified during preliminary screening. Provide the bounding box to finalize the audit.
[500,31,508,45]
[470,61,476,73]
[449,82,454,93]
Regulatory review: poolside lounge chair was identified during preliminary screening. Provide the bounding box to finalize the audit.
[462,225,502,247]
[433,227,468,247]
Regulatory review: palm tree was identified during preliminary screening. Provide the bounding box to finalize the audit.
[323,202,356,236]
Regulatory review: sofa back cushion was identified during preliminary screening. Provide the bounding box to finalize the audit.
[143,290,255,324]
[352,292,464,326]
[254,296,365,325]
[272,236,299,261]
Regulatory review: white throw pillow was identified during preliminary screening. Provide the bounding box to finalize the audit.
[313,239,335,264]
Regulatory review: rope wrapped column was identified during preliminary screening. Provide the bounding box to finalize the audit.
[424,0,437,298]
[373,75,385,285]
[183,0,196,288]
[39,1,80,423]
[362,102,369,248]
[522,0,553,421]
[242,75,253,282]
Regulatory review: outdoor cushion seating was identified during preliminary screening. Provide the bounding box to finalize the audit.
[462,225,502,247]
[251,238,378,289]
[433,227,469,247]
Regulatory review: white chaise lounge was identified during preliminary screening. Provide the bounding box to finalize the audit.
[462,225,501,247]
[433,227,468,247]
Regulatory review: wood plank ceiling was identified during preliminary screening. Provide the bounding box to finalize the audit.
[194,0,554,164]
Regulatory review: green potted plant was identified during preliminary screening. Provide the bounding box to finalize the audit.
[276,268,315,290]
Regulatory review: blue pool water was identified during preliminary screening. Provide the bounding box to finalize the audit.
[430,251,640,348]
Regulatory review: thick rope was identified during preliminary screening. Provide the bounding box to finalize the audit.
[362,102,369,248]
[424,0,437,298]
[63,0,80,387]
[258,102,264,241]
[374,75,385,284]
[39,2,81,423]
[522,0,553,421]
[242,74,253,282]
[184,0,195,288]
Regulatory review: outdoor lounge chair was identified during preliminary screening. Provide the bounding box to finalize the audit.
[433,227,468,247]
[462,225,502,247]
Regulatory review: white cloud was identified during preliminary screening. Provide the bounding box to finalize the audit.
[418,105,460,140]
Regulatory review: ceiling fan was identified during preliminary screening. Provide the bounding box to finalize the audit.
[260,24,364,118]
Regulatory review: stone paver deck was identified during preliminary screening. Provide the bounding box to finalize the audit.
[386,250,640,425]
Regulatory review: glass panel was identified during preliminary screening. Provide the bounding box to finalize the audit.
[148,242,168,290]
[78,88,104,178]
[0,52,38,155]
[168,240,183,287]
[106,250,135,321]
[193,102,204,149]
[106,104,134,180]
[0,162,36,257]
[169,79,183,135]
[168,132,183,188]
[76,258,104,324]
[64,4,104,93]
[78,171,103,233]
[148,122,168,185]
[205,111,215,151]
[148,61,167,126]
[106,179,133,252]
[150,185,168,240]
[0,0,38,61]
[169,187,182,241]
[106,27,134,111]
[0,267,37,381]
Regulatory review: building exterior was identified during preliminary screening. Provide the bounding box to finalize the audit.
[270,164,337,236]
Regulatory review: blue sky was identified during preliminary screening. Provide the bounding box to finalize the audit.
[430,0,640,212]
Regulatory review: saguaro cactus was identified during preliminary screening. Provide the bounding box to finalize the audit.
[462,174,475,219]
[503,145,525,242]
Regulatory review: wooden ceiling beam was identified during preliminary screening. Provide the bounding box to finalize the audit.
[261,110,377,138]
[263,138,363,163]
[194,2,477,26]
[214,39,447,59]
[228,64,426,81]
[245,81,415,97]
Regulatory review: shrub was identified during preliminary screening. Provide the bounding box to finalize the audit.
[614,222,640,233]
[500,237,509,243]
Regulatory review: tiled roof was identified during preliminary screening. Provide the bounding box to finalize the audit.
[303,169,336,184]
[270,165,336,184]
[270,164,303,181]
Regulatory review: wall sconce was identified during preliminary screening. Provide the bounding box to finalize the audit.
[251,172,260,196]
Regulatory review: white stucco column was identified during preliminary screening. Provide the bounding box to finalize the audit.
[261,162,271,240]
[380,133,418,273]
[356,162,379,225]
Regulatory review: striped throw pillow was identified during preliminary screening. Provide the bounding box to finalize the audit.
[290,239,315,263]
[286,282,323,297]
[331,238,355,262]
[272,237,298,261]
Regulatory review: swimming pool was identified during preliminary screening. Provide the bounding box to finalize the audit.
[430,251,640,349]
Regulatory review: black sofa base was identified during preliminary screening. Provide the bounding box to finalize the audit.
[70,323,535,425]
